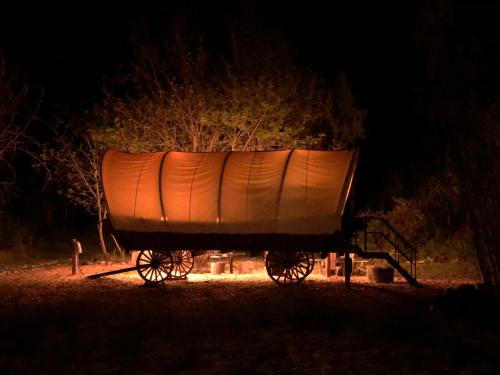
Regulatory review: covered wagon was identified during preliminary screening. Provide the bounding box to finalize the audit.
[102,148,359,285]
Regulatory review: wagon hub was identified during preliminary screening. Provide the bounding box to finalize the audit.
[136,250,174,284]
[151,258,161,268]
[170,250,195,280]
[265,251,314,286]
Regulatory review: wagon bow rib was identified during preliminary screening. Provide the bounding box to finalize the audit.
[158,151,170,222]
[217,151,232,223]
[275,149,294,221]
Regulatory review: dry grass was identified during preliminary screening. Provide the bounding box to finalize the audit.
[0,263,496,374]
[416,261,481,280]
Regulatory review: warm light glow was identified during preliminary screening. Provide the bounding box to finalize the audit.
[103,269,372,285]
[102,149,356,235]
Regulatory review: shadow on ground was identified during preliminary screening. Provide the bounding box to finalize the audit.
[0,266,497,374]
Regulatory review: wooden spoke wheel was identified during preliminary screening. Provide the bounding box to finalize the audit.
[136,250,173,284]
[306,252,315,276]
[265,251,313,286]
[170,250,194,279]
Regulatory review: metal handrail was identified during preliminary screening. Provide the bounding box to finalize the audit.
[354,215,417,279]
[359,216,417,255]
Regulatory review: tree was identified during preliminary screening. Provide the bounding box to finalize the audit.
[454,101,500,284]
[41,124,109,257]
[0,54,41,200]
[415,0,500,284]
[52,21,366,257]
[90,23,365,153]
[331,73,366,150]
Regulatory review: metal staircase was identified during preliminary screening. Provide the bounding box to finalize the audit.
[352,216,419,286]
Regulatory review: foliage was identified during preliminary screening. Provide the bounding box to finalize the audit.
[360,173,476,264]
[0,54,42,201]
[420,226,476,263]
[0,209,33,252]
[331,73,366,149]
[41,126,103,215]
[383,198,427,246]
[41,22,366,258]
[90,25,365,153]
[453,100,500,285]
[416,261,481,280]
[360,197,427,247]
[39,123,109,257]
[415,0,500,285]
[416,172,463,240]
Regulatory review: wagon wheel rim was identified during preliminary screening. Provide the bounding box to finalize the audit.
[265,251,312,286]
[305,252,315,276]
[136,250,173,284]
[170,250,194,279]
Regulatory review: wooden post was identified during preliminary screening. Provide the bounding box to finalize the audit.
[326,253,331,277]
[71,239,82,275]
[326,253,337,277]
[229,254,234,274]
[344,252,352,288]
[210,262,225,274]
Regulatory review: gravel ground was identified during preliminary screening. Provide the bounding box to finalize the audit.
[0,264,496,374]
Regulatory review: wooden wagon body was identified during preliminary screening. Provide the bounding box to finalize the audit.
[102,148,358,285]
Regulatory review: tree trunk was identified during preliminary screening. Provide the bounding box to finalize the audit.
[469,198,500,286]
[97,219,109,260]
[457,112,500,286]
[96,192,109,259]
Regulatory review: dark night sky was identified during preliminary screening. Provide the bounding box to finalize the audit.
[1,2,393,107]
[1,1,498,215]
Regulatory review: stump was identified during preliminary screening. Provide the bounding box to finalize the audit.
[130,250,140,265]
[367,266,394,283]
[210,262,225,275]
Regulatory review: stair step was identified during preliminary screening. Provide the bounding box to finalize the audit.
[353,216,419,287]
[357,251,419,287]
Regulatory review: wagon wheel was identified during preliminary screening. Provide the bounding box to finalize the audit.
[306,252,315,276]
[136,250,173,284]
[265,251,313,286]
[170,250,194,279]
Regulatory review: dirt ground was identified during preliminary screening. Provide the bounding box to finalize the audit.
[0,263,497,374]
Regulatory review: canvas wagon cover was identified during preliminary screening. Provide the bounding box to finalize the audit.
[102,149,358,236]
